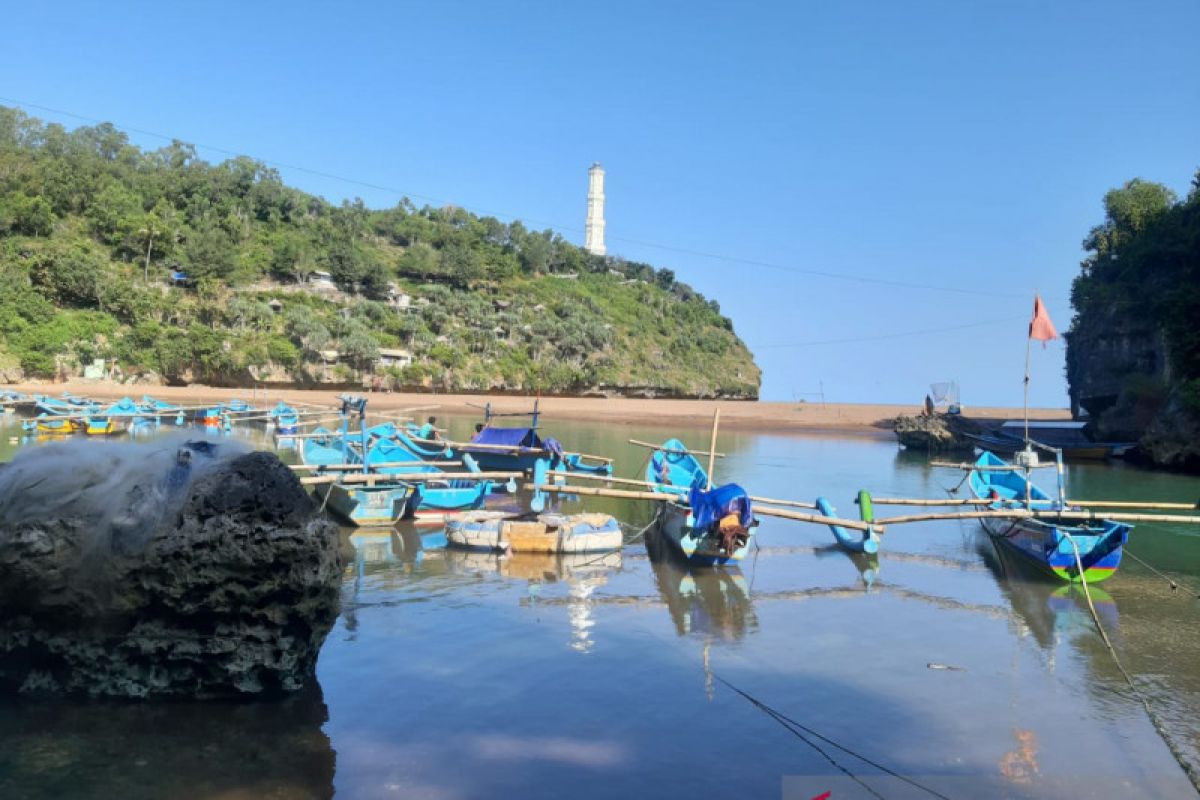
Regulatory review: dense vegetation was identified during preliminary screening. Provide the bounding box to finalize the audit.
[1069,172,1200,412]
[0,106,759,397]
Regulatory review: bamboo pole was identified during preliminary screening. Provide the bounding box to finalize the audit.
[930,461,1056,471]
[705,409,720,490]
[533,484,877,532]
[751,505,880,532]
[876,509,1200,526]
[302,471,521,486]
[543,470,818,509]
[628,439,726,458]
[290,460,462,471]
[870,496,1200,511]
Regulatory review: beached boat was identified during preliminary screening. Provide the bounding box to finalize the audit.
[963,421,1133,461]
[644,438,756,565]
[968,451,1129,582]
[445,510,622,553]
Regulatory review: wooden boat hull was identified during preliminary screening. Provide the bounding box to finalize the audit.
[313,483,416,528]
[35,418,81,435]
[409,481,492,521]
[656,501,752,565]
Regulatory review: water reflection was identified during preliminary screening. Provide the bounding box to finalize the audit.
[977,533,1120,652]
[0,684,335,800]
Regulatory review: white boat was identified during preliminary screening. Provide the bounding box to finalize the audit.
[446,511,622,553]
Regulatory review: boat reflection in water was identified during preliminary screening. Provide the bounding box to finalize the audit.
[645,526,758,643]
[408,527,623,654]
[977,532,1119,652]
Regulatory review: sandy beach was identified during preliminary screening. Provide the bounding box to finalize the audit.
[4,381,1070,436]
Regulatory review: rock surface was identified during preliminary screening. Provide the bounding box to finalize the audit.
[893,413,982,452]
[0,439,342,698]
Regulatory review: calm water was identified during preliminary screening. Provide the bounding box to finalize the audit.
[1,411,1199,799]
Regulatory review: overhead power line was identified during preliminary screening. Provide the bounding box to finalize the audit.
[753,315,1031,350]
[2,95,1065,302]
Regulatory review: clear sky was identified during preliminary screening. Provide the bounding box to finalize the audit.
[3,0,1197,406]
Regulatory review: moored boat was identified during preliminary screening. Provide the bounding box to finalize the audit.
[968,451,1129,583]
[446,510,622,553]
[644,438,756,565]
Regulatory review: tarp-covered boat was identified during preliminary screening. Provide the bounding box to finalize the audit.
[645,439,756,565]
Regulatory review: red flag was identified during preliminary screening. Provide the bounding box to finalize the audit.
[1028,295,1058,346]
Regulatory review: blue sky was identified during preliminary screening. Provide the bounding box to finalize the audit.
[3,0,1197,405]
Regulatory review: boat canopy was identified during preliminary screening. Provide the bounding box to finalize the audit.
[471,426,564,456]
[688,483,754,531]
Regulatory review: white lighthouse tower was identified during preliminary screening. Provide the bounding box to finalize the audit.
[585,162,606,256]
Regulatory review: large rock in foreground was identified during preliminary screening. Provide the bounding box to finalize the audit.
[0,439,342,698]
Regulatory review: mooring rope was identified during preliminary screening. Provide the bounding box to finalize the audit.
[1063,532,1200,793]
[1122,547,1200,598]
[713,674,952,800]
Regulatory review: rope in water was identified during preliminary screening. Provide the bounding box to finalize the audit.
[1122,547,1200,597]
[713,674,952,800]
[1064,534,1200,793]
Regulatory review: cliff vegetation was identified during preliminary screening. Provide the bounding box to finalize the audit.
[1067,170,1200,469]
[0,106,759,398]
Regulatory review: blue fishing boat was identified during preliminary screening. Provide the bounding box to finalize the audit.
[302,399,419,527]
[644,438,756,565]
[967,451,1129,583]
[459,401,613,477]
[269,402,301,435]
[365,438,496,523]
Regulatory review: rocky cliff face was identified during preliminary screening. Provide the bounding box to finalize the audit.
[1067,307,1200,470]
[0,439,343,697]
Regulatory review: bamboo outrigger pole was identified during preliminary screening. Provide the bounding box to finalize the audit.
[290,460,462,471]
[875,508,1200,526]
[705,409,720,490]
[869,496,1200,511]
[627,439,726,458]
[542,470,819,509]
[302,471,522,486]
[532,484,879,532]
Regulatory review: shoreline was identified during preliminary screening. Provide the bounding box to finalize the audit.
[3,381,1071,436]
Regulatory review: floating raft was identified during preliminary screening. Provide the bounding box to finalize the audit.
[446,511,622,554]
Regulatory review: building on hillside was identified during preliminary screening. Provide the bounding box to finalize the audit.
[309,271,336,291]
[376,348,413,369]
[585,162,606,256]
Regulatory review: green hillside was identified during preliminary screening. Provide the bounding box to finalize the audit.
[0,106,760,398]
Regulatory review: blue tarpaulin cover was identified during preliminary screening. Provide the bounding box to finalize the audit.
[471,427,542,448]
[688,483,754,530]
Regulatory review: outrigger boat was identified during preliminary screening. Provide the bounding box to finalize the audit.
[458,401,613,477]
[268,402,301,435]
[967,450,1129,583]
[644,438,756,565]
